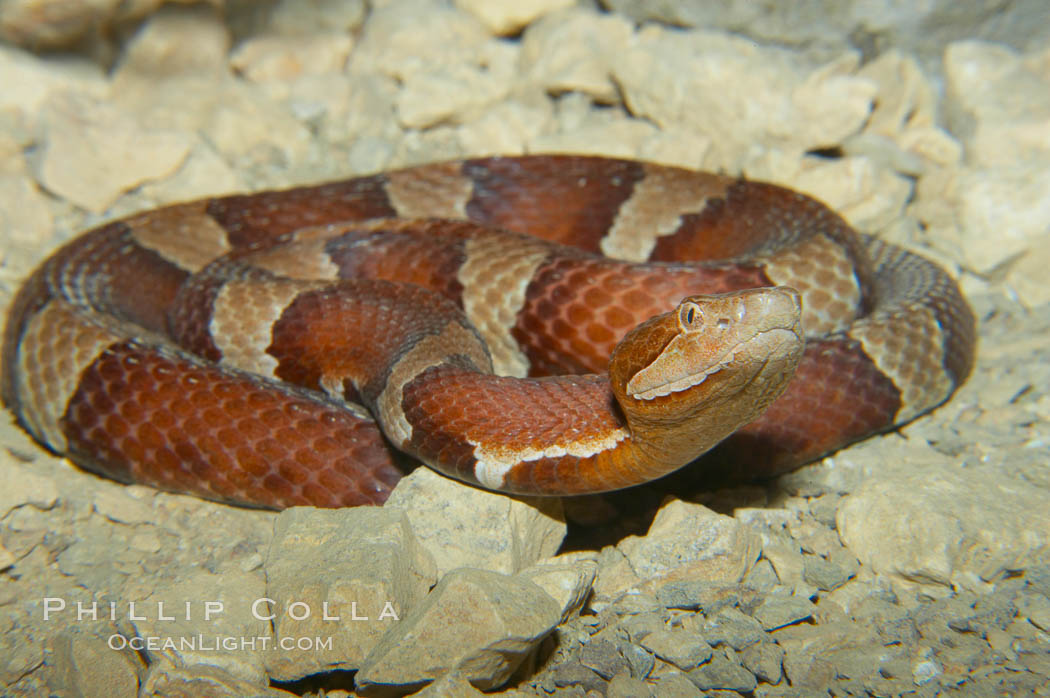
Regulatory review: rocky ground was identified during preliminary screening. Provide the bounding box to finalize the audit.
[1,1,1048,696]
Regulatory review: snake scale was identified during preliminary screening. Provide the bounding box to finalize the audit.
[2,155,976,509]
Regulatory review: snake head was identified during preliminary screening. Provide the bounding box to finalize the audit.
[609,287,804,462]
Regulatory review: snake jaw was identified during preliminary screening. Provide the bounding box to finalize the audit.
[625,287,803,402]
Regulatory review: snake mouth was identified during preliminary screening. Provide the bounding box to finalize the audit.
[628,327,800,401]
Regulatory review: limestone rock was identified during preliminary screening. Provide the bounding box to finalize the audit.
[262,506,437,681]
[520,8,633,103]
[639,628,713,670]
[0,460,58,516]
[140,663,295,697]
[751,595,818,631]
[396,58,514,129]
[613,27,875,169]
[700,607,766,650]
[740,640,785,685]
[944,40,1050,169]
[0,45,106,122]
[350,0,490,80]
[231,33,354,83]
[384,467,565,575]
[264,0,367,36]
[127,568,270,684]
[686,650,757,693]
[455,0,576,35]
[602,0,1050,82]
[356,568,561,692]
[615,499,759,592]
[116,6,230,83]
[838,467,1050,594]
[34,92,191,212]
[411,671,487,696]
[47,631,141,698]
[516,553,597,624]
[0,0,171,49]
[0,172,54,252]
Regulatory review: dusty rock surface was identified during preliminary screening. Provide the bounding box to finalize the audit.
[1,1,1048,696]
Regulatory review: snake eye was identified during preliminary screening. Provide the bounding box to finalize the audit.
[678,302,703,330]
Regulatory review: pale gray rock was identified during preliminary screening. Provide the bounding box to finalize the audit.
[139,141,244,205]
[743,558,780,591]
[760,541,809,597]
[908,40,1050,305]
[201,84,314,168]
[516,553,597,624]
[384,467,565,575]
[578,638,629,679]
[116,5,230,83]
[616,613,664,644]
[91,486,156,525]
[613,26,875,169]
[356,568,561,692]
[139,662,295,697]
[773,619,880,688]
[349,0,490,81]
[592,546,642,605]
[396,55,514,129]
[458,95,553,155]
[701,607,766,650]
[601,0,1050,78]
[829,643,905,680]
[264,0,368,36]
[0,173,53,249]
[787,515,842,558]
[781,650,837,689]
[0,45,105,129]
[607,590,663,616]
[519,8,633,103]
[639,628,713,670]
[107,10,312,173]
[1015,591,1050,633]
[650,671,705,697]
[454,0,575,35]
[616,499,759,591]
[0,618,44,688]
[837,467,1050,595]
[741,640,785,685]
[46,631,141,698]
[927,163,1050,305]
[528,93,671,161]
[606,670,654,698]
[0,542,14,572]
[751,595,818,631]
[803,550,858,592]
[0,0,213,50]
[0,460,58,516]
[411,671,487,697]
[33,92,191,213]
[944,40,1050,169]
[548,661,605,693]
[262,506,436,681]
[620,640,655,679]
[230,33,354,83]
[686,650,757,693]
[128,568,269,684]
[655,581,743,614]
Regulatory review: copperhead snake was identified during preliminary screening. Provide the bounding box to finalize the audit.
[2,156,976,509]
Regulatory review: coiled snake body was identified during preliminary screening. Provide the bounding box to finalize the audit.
[2,156,976,508]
